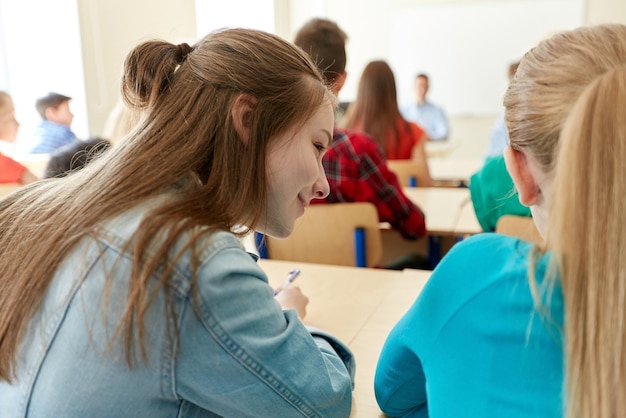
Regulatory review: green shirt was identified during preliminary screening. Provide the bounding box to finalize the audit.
[469,155,532,232]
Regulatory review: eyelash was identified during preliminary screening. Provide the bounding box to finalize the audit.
[314,143,326,154]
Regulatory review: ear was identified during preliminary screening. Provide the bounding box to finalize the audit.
[503,146,541,206]
[231,94,256,144]
[331,71,347,96]
[44,106,56,121]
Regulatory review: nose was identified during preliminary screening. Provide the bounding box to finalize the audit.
[313,166,330,200]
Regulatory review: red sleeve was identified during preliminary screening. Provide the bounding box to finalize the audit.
[0,154,27,184]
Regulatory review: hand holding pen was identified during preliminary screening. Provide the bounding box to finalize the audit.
[273,269,301,295]
[273,269,307,319]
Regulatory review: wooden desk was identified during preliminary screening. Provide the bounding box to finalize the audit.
[15,154,50,178]
[259,259,430,418]
[379,187,482,267]
[402,187,481,236]
[428,157,482,187]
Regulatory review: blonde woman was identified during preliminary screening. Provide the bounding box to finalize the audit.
[0,29,353,417]
[375,24,626,418]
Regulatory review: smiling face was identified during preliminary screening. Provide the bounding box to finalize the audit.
[260,101,334,238]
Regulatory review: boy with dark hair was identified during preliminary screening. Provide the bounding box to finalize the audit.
[29,92,77,154]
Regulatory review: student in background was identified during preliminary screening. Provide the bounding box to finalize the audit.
[43,137,111,178]
[375,24,626,418]
[29,92,77,154]
[484,61,520,159]
[468,153,531,232]
[342,60,432,185]
[400,73,449,141]
[294,19,427,242]
[0,28,353,417]
[0,91,37,184]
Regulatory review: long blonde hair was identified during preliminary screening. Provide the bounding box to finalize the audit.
[0,28,331,381]
[504,24,626,418]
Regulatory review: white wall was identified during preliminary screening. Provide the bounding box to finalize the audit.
[0,0,89,153]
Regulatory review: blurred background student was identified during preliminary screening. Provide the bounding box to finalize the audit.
[294,19,428,254]
[29,92,77,154]
[43,137,111,179]
[400,73,449,142]
[342,60,432,186]
[0,91,38,184]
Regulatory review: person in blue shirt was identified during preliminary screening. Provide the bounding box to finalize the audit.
[29,92,77,154]
[484,61,520,160]
[400,74,449,141]
[375,23,626,418]
[0,29,354,417]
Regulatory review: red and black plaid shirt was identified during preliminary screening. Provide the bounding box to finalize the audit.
[314,128,426,240]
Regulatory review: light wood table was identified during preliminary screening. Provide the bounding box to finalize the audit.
[428,157,482,187]
[380,187,482,267]
[15,154,50,178]
[259,259,430,418]
[402,187,481,236]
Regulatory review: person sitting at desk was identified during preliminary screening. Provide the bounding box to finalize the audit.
[29,92,77,154]
[375,24,626,418]
[400,73,449,142]
[0,91,38,184]
[294,19,427,241]
[468,154,531,232]
[0,28,354,417]
[342,60,433,186]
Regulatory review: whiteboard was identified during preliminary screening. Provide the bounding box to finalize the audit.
[390,0,584,116]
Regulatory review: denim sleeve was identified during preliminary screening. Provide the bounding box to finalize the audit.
[174,242,353,417]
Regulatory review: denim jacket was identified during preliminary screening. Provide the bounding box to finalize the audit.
[0,198,354,417]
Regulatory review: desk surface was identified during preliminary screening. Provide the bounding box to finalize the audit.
[259,259,430,418]
[428,157,482,185]
[402,187,482,236]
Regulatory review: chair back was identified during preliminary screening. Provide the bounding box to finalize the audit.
[495,215,544,246]
[265,202,383,267]
[387,160,426,187]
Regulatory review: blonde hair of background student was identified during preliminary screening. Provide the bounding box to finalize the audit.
[342,60,432,185]
[0,91,38,184]
[503,23,626,418]
[0,28,353,416]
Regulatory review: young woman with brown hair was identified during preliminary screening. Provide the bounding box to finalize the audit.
[0,28,353,417]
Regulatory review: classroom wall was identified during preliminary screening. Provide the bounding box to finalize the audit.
[283,0,626,159]
[76,0,197,137]
[76,0,626,158]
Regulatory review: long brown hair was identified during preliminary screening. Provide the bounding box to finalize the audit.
[342,60,411,155]
[504,24,626,418]
[0,28,331,381]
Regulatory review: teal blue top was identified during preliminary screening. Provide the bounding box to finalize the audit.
[374,234,564,417]
[469,155,532,232]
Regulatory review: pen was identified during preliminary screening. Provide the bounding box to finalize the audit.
[273,269,301,296]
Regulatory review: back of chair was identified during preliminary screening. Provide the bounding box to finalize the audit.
[265,202,383,267]
[387,160,425,187]
[495,215,544,246]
